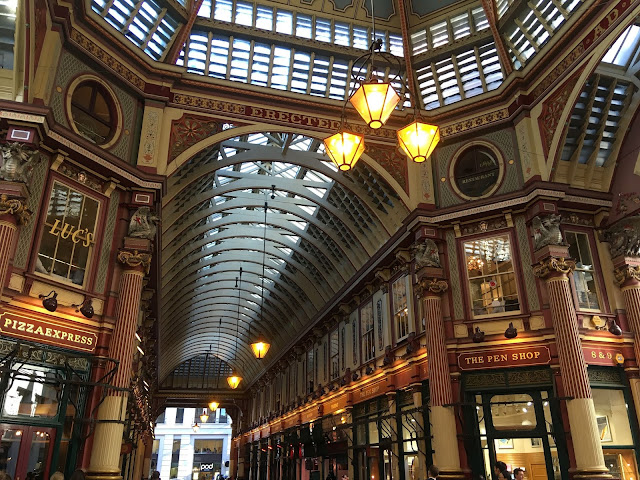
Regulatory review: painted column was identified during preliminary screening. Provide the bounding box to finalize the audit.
[612,258,640,433]
[533,253,607,478]
[88,248,152,480]
[419,279,462,479]
[410,386,428,480]
[0,189,30,292]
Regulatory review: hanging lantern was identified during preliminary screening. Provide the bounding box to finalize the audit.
[397,121,440,163]
[324,130,365,172]
[250,337,271,359]
[192,423,200,433]
[227,373,243,389]
[208,401,219,411]
[200,410,209,423]
[349,80,401,129]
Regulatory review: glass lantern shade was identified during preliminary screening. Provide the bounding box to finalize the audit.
[397,121,440,163]
[227,374,243,389]
[349,81,401,129]
[200,411,209,423]
[192,423,200,433]
[250,339,271,359]
[208,401,219,411]
[324,131,365,171]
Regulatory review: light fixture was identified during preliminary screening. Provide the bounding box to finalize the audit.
[608,319,622,336]
[324,6,440,171]
[208,401,219,411]
[200,409,209,423]
[39,291,58,312]
[472,327,485,343]
[505,322,518,339]
[227,268,243,390]
[467,256,484,271]
[250,202,271,359]
[72,296,94,318]
[192,423,200,433]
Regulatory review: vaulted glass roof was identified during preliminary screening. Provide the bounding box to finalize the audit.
[161,133,408,383]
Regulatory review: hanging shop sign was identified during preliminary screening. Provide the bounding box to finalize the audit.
[0,310,98,353]
[457,345,551,371]
[583,346,625,366]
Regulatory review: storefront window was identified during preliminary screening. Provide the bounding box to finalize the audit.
[566,231,601,311]
[464,235,519,317]
[490,394,536,430]
[36,182,100,286]
[2,366,59,418]
[193,439,224,480]
[171,439,181,478]
[361,300,374,363]
[392,275,409,341]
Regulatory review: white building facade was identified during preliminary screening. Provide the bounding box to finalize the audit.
[150,407,233,480]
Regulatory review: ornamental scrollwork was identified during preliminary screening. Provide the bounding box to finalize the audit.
[613,265,640,287]
[604,216,640,258]
[415,278,449,296]
[117,249,152,274]
[0,195,31,225]
[532,257,575,279]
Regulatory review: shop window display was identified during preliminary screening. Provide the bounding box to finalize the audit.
[464,235,519,317]
[566,231,601,311]
[593,389,638,480]
[36,182,100,286]
[2,365,59,418]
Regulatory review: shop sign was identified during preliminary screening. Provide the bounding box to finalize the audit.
[0,311,98,353]
[283,414,300,429]
[200,464,215,472]
[301,408,317,424]
[457,346,551,371]
[354,380,384,403]
[323,394,347,414]
[583,346,624,366]
[48,219,95,246]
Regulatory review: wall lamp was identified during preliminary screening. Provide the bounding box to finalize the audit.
[505,322,518,339]
[608,319,622,336]
[38,291,58,312]
[72,296,94,318]
[472,327,485,343]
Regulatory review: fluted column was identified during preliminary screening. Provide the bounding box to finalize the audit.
[533,254,607,479]
[88,248,152,480]
[0,191,30,293]
[419,278,462,479]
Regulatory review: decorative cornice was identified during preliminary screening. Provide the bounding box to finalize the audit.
[532,257,575,279]
[415,278,449,296]
[0,195,31,225]
[614,265,640,287]
[117,249,152,274]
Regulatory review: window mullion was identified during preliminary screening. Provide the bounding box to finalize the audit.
[286,48,295,90]
[267,44,276,88]
[503,35,525,65]
[120,0,144,33]
[325,56,335,97]
[101,0,116,17]
[527,2,554,34]
[345,59,354,100]
[307,53,316,94]
[450,54,466,100]
[204,31,213,75]
[431,62,444,106]
[549,0,569,18]
[226,36,234,80]
[142,9,167,49]
[474,46,488,91]
[514,19,540,51]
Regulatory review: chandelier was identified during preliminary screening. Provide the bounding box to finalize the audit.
[323,1,440,172]
[467,255,485,271]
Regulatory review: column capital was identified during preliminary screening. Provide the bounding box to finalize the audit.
[117,249,152,274]
[614,264,640,288]
[415,277,448,296]
[0,194,31,225]
[532,256,575,279]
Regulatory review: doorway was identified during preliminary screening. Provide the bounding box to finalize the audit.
[0,425,55,480]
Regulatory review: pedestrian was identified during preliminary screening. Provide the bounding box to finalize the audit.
[428,465,439,480]
[0,473,12,480]
[497,470,512,480]
[150,472,160,480]
[50,473,64,480]
[493,462,507,477]
[513,469,524,480]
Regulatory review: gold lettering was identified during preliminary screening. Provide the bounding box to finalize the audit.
[3,319,11,328]
[59,223,74,239]
[593,24,605,39]
[45,328,52,337]
[278,112,290,122]
[607,9,619,25]
[71,228,84,244]
[84,232,95,247]
[49,219,62,235]
[26,324,33,333]
[17,321,25,332]
[263,110,277,120]
[291,114,301,124]
[34,326,43,335]
[251,108,264,118]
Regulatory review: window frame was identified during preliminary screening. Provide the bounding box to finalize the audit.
[563,227,607,314]
[461,231,523,320]
[391,272,411,343]
[329,328,340,381]
[360,298,375,363]
[33,176,107,292]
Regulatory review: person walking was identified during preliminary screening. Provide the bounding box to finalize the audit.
[428,465,439,480]
[513,469,524,480]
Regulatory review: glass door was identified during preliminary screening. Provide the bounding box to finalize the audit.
[0,425,55,480]
[474,391,566,480]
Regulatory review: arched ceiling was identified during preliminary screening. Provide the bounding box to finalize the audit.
[160,132,409,383]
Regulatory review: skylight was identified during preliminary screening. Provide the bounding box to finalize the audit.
[602,24,640,67]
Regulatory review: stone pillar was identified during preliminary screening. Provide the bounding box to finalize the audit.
[410,386,428,480]
[0,185,30,292]
[533,251,607,478]
[613,258,640,434]
[88,247,152,480]
[132,437,146,480]
[418,278,462,479]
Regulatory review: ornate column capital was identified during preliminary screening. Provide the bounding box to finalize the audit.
[614,264,640,288]
[532,256,575,279]
[415,277,449,296]
[0,194,31,225]
[117,249,152,274]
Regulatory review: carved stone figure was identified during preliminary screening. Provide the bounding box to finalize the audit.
[532,214,564,250]
[412,238,440,268]
[605,216,640,258]
[0,142,40,186]
[128,207,160,240]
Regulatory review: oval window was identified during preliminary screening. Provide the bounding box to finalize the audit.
[70,81,115,145]
[454,145,500,198]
